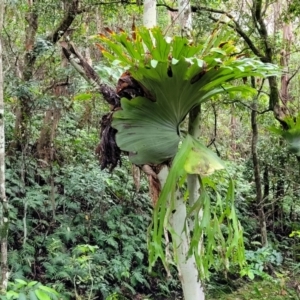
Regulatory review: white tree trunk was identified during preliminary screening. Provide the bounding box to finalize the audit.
[0,0,8,293]
[143,1,204,298]
[177,0,193,36]
[157,167,204,300]
[171,200,204,300]
[143,0,157,28]
[177,1,205,299]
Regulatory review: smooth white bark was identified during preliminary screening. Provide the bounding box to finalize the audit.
[143,0,157,28]
[170,197,204,300]
[177,0,193,36]
[143,1,204,298]
[176,1,205,298]
[157,167,204,300]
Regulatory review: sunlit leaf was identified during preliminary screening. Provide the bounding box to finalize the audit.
[35,289,51,300]
[269,113,300,157]
[27,281,38,287]
[184,138,224,176]
[74,93,92,101]
[15,279,27,286]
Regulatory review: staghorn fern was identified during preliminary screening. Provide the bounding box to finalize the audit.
[94,26,280,278]
[95,26,279,165]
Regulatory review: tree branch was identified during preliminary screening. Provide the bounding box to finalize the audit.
[61,41,120,107]
[207,15,264,60]
[287,65,300,85]
[47,0,80,43]
[223,99,271,114]
[157,3,264,60]
[252,0,272,62]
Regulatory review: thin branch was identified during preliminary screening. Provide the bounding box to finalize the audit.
[256,78,265,98]
[287,64,300,85]
[157,2,265,61]
[207,15,264,60]
[2,26,17,56]
[93,1,136,4]
[223,99,271,114]
[207,103,217,147]
[61,41,120,107]
[157,2,177,12]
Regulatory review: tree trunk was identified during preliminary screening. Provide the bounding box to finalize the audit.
[37,107,62,164]
[263,165,269,204]
[36,72,69,164]
[11,1,38,151]
[11,0,80,153]
[157,167,204,300]
[143,0,156,28]
[167,2,205,299]
[177,0,192,36]
[36,47,71,221]
[274,149,285,230]
[251,78,268,247]
[230,107,237,155]
[0,0,8,293]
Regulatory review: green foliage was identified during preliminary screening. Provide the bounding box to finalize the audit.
[208,279,299,300]
[2,1,300,299]
[91,25,280,282]
[149,135,245,278]
[1,280,59,300]
[269,114,300,157]
[5,147,176,299]
[95,26,279,165]
[2,92,178,299]
[290,230,300,238]
[241,247,283,280]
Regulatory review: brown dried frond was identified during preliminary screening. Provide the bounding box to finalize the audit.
[97,72,152,172]
[104,27,115,35]
[116,71,146,99]
[95,43,107,53]
[148,175,161,206]
[96,113,121,171]
[132,16,136,41]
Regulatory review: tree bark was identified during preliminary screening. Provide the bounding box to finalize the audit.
[143,0,156,28]
[251,78,268,247]
[186,106,205,299]
[36,52,69,164]
[11,0,80,152]
[263,165,269,203]
[0,0,8,293]
[169,2,205,299]
[177,0,192,36]
[157,167,204,300]
[36,107,61,164]
[12,1,39,151]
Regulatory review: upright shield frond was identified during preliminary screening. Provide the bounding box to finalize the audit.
[95,27,279,164]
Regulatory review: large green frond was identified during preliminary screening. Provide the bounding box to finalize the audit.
[96,27,279,164]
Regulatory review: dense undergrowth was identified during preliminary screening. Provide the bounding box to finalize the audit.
[3,98,300,299]
[3,101,184,299]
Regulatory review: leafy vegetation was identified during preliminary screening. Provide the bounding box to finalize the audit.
[0,0,300,299]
